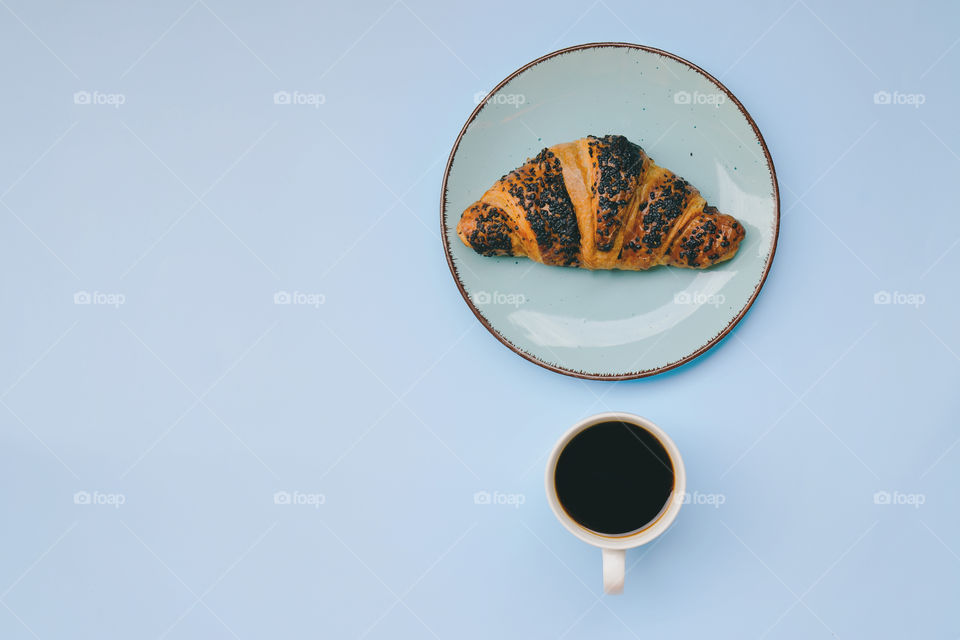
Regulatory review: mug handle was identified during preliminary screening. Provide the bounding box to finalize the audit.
[602,548,625,594]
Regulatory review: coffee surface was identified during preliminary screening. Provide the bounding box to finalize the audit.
[555,421,675,535]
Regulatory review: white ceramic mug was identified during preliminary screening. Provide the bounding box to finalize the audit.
[545,412,686,594]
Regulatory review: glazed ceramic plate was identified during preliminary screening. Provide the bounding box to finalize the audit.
[441,43,779,380]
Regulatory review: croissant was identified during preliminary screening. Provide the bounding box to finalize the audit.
[456,135,744,270]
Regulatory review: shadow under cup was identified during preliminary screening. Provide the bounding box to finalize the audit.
[554,421,676,536]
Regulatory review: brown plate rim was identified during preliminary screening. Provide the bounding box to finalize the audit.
[439,42,781,381]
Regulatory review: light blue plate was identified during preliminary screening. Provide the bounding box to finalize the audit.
[441,43,779,379]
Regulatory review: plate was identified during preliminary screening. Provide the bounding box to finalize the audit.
[441,43,779,380]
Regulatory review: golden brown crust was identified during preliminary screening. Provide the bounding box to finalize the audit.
[661,206,745,268]
[456,135,744,270]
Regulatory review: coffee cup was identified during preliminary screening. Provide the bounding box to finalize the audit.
[545,412,685,594]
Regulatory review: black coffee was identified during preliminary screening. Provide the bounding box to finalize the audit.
[555,421,674,535]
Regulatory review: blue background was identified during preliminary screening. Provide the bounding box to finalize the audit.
[2,0,959,638]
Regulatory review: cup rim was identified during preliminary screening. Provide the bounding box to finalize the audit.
[544,412,686,550]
